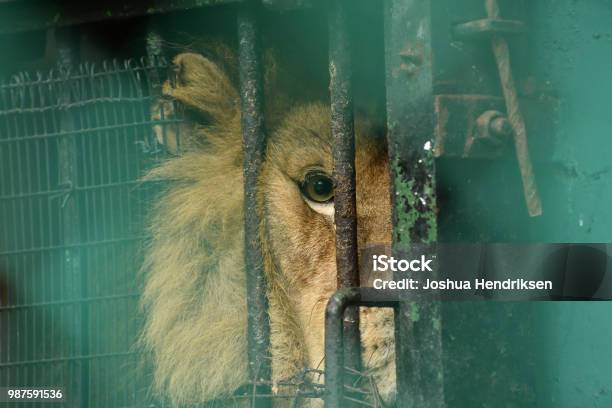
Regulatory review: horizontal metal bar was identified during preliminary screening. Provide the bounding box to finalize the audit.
[230,393,321,399]
[0,58,167,89]
[0,351,140,369]
[0,119,174,143]
[0,179,165,201]
[0,293,139,312]
[0,97,160,117]
[343,385,376,395]
[0,0,313,35]
[0,236,145,257]
[453,18,526,38]
[343,395,379,407]
[0,0,242,35]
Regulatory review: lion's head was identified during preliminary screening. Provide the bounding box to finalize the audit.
[141,52,395,407]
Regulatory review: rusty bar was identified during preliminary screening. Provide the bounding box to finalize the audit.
[486,0,542,217]
[146,30,164,74]
[324,289,399,408]
[384,0,445,407]
[237,1,272,406]
[453,18,525,38]
[328,0,362,388]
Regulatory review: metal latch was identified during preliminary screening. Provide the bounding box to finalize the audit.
[449,0,543,217]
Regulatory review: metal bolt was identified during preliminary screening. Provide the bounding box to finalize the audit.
[399,62,419,75]
[465,110,512,157]
[399,46,423,76]
[475,110,511,143]
[489,116,512,136]
[399,47,422,61]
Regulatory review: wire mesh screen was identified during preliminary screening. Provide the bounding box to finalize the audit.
[0,58,176,407]
[0,54,387,408]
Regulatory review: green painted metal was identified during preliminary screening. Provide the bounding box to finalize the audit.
[437,0,612,407]
[0,1,610,407]
[529,1,612,406]
[385,0,612,406]
[384,1,444,407]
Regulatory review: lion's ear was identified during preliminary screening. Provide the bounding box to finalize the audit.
[162,53,238,125]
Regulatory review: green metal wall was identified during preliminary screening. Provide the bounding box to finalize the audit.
[438,1,612,407]
[532,1,612,406]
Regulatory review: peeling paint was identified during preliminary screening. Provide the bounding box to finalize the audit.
[392,155,437,246]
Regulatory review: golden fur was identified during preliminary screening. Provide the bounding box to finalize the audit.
[141,52,395,407]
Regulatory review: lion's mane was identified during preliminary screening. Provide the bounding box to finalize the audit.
[139,53,305,407]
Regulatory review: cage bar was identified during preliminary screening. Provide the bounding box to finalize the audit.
[384,0,445,407]
[146,30,164,84]
[325,289,399,408]
[55,28,90,408]
[237,1,273,406]
[328,0,362,382]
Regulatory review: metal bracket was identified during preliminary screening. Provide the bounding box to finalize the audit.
[453,18,526,39]
[449,0,542,217]
[467,110,513,157]
[434,94,556,161]
[324,288,399,408]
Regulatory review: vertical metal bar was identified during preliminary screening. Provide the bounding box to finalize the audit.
[328,0,362,384]
[384,0,444,407]
[486,0,542,217]
[237,2,272,407]
[325,289,400,407]
[324,289,351,408]
[55,28,88,408]
[146,29,164,99]
[3,81,17,392]
[146,30,164,66]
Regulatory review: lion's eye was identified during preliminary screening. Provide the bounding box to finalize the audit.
[300,172,334,203]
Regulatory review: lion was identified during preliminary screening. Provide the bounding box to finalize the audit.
[140,52,396,407]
